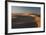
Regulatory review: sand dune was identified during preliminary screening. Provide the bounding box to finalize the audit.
[12,13,40,28]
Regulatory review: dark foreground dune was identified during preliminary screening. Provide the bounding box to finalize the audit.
[12,13,40,28]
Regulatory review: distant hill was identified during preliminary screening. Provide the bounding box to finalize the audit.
[12,13,40,17]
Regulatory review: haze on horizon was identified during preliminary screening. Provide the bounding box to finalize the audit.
[12,6,40,15]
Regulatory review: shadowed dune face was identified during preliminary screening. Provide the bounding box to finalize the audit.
[12,13,40,28]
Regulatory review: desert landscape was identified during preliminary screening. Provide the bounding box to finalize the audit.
[11,6,40,28]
